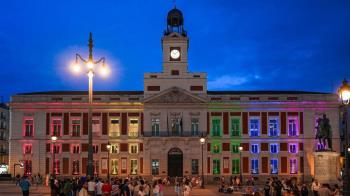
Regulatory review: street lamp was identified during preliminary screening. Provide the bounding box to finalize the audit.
[238,146,243,184]
[72,33,108,177]
[51,135,57,179]
[106,142,111,181]
[199,135,206,189]
[338,79,350,195]
[13,161,24,180]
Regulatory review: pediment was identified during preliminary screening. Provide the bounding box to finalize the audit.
[144,87,207,104]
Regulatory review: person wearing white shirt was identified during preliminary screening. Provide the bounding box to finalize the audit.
[95,179,104,196]
[88,179,96,196]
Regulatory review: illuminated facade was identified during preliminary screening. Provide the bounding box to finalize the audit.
[8,7,341,182]
[0,103,9,168]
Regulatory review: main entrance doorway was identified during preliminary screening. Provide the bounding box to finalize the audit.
[168,148,183,177]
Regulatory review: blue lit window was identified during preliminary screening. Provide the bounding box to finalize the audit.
[268,117,279,136]
[251,144,259,154]
[270,159,278,174]
[270,143,278,154]
[289,143,298,154]
[249,118,260,137]
[251,158,259,174]
[288,118,298,136]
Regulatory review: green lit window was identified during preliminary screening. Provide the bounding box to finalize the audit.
[231,118,240,136]
[232,159,240,174]
[211,141,221,154]
[231,143,240,153]
[211,118,221,137]
[213,159,220,174]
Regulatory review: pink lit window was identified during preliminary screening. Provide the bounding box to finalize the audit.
[52,144,61,154]
[288,117,298,136]
[72,145,80,154]
[23,118,34,137]
[23,144,32,154]
[290,158,298,174]
[71,119,81,137]
[24,160,32,176]
[288,143,298,154]
[93,144,98,153]
[72,160,79,175]
[54,159,60,175]
[51,119,62,137]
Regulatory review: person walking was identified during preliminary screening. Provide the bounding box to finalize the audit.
[87,178,96,196]
[174,182,181,196]
[95,179,104,196]
[301,184,309,196]
[19,176,31,196]
[79,182,89,196]
[183,181,191,196]
[101,180,112,196]
[312,179,320,196]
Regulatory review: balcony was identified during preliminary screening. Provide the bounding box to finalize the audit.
[143,131,205,137]
[128,132,139,138]
[109,132,121,138]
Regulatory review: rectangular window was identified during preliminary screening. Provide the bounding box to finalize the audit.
[270,159,278,174]
[52,119,62,136]
[251,144,259,154]
[24,160,32,176]
[109,119,120,137]
[24,119,34,137]
[288,118,298,136]
[289,143,298,154]
[231,118,240,136]
[92,118,101,136]
[23,144,32,154]
[71,119,81,137]
[211,118,221,137]
[151,118,160,136]
[191,159,199,174]
[111,159,118,175]
[128,119,139,137]
[53,144,61,154]
[111,144,119,154]
[72,144,80,154]
[152,159,159,175]
[130,159,138,175]
[270,143,279,154]
[290,158,298,174]
[249,118,260,137]
[191,118,199,136]
[129,143,138,154]
[213,159,220,174]
[93,160,99,175]
[268,117,279,137]
[251,158,259,174]
[211,141,221,154]
[72,160,79,175]
[232,158,240,174]
[231,143,240,154]
[171,118,181,136]
[54,160,60,175]
[93,144,98,153]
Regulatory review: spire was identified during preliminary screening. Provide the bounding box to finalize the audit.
[88,32,93,62]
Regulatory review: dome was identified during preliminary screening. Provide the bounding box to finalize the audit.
[167,8,184,26]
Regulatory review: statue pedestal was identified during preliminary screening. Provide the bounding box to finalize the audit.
[314,151,340,183]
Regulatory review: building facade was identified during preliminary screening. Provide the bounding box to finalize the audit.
[9,7,341,182]
[0,103,9,171]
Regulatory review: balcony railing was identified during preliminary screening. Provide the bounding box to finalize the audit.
[142,131,205,137]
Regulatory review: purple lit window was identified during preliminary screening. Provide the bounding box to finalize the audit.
[268,117,279,136]
[289,143,298,154]
[288,118,298,136]
[290,158,298,174]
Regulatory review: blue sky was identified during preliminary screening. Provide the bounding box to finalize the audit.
[1,0,350,101]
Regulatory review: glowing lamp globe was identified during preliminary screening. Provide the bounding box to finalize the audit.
[200,137,206,144]
[338,79,350,105]
[87,61,94,69]
[100,65,110,77]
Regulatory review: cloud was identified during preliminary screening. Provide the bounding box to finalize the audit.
[208,75,250,89]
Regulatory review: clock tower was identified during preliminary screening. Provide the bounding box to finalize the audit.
[144,7,207,97]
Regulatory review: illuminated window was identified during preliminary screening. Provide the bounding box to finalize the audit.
[24,160,32,176]
[270,143,279,154]
[211,141,221,154]
[289,143,298,154]
[23,119,34,137]
[290,158,298,174]
[72,144,80,154]
[110,144,119,154]
[93,144,98,153]
[288,118,298,136]
[111,159,118,175]
[191,118,199,136]
[231,143,240,154]
[251,158,259,174]
[232,158,240,174]
[128,119,139,137]
[109,119,120,137]
[191,159,199,174]
[249,118,260,137]
[268,117,279,136]
[54,160,60,175]
[270,159,278,174]
[129,143,138,154]
[211,118,221,137]
[72,160,79,175]
[251,144,259,154]
[23,144,32,154]
[93,160,99,175]
[52,144,61,154]
[151,118,160,136]
[71,119,81,137]
[231,118,240,136]
[52,119,62,136]
[152,159,159,175]
[130,159,138,175]
[213,159,220,174]
[92,118,101,135]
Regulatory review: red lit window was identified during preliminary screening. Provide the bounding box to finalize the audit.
[54,159,60,175]
[52,144,61,154]
[24,160,32,176]
[93,160,99,175]
[72,160,79,175]
[23,144,32,154]
[93,144,98,153]
[72,145,80,154]
[23,119,34,137]
[51,119,62,136]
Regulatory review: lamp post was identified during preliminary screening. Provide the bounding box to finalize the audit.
[106,142,111,181]
[338,79,350,195]
[51,135,57,179]
[72,33,108,177]
[13,161,24,180]
[238,146,243,183]
[199,135,206,189]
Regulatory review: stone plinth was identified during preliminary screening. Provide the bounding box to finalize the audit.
[314,151,340,183]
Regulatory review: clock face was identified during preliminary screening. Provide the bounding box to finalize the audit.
[170,49,181,59]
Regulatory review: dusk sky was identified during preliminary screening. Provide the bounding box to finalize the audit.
[1,0,350,101]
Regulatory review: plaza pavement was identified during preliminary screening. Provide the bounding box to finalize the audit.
[0,182,243,196]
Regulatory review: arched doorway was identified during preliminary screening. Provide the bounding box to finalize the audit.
[168,148,183,177]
